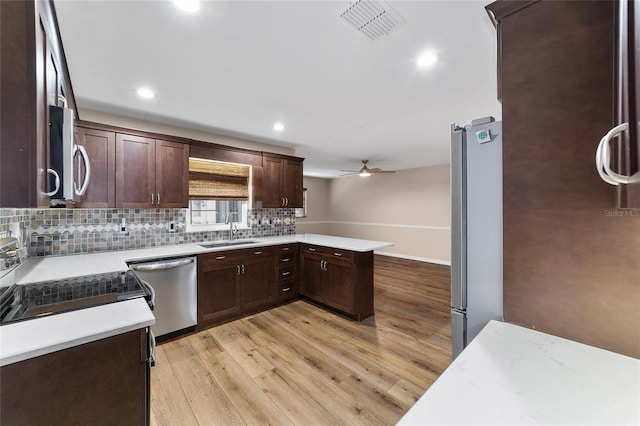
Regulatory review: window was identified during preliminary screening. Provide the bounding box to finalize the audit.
[186,158,251,232]
[188,199,248,231]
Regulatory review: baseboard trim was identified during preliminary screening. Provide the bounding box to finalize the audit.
[374,250,451,266]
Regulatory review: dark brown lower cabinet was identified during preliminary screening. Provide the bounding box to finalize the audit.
[300,245,373,321]
[0,329,149,426]
[197,243,374,328]
[198,247,275,328]
[274,244,299,301]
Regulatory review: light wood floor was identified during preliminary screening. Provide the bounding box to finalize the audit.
[150,255,452,426]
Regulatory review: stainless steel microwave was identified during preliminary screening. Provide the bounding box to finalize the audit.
[46,105,90,205]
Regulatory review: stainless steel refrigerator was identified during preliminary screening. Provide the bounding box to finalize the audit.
[450,116,503,359]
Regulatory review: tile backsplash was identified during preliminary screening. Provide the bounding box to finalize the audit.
[0,207,296,258]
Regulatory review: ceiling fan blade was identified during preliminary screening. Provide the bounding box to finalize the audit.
[370,170,396,174]
[339,169,360,173]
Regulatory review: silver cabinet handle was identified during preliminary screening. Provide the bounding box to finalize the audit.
[236,264,241,275]
[151,193,155,205]
[282,271,291,276]
[157,193,160,205]
[254,251,263,255]
[284,197,289,206]
[308,247,316,252]
[216,256,226,260]
[282,287,291,292]
[241,264,245,274]
[282,258,291,262]
[596,123,637,185]
[282,247,290,251]
[333,252,343,257]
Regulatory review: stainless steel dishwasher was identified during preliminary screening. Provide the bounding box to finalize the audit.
[129,256,197,342]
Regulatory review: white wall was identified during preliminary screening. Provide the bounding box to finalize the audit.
[299,165,451,265]
[296,177,331,235]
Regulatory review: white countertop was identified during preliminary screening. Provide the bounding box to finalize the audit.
[0,298,154,366]
[0,234,391,366]
[398,320,640,425]
[14,234,393,284]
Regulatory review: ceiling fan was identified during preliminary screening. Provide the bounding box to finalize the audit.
[340,160,396,177]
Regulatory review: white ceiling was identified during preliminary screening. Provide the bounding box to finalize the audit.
[54,0,501,178]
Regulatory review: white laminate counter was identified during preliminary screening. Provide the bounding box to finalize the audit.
[0,298,154,366]
[0,234,392,366]
[398,320,640,425]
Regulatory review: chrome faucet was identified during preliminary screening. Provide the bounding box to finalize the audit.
[225,212,239,240]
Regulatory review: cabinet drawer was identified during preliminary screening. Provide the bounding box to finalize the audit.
[199,251,243,270]
[302,244,354,261]
[237,246,275,259]
[277,265,297,282]
[278,281,297,297]
[199,246,274,270]
[278,251,297,265]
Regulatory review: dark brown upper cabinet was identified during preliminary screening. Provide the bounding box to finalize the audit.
[487,0,639,208]
[0,0,76,207]
[115,134,189,208]
[74,125,116,208]
[262,153,304,208]
[486,0,640,358]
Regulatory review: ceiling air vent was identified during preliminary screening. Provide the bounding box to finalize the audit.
[339,0,406,40]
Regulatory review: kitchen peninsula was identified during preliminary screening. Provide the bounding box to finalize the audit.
[0,234,391,425]
[1,234,392,366]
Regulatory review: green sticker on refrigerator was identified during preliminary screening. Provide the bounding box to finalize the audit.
[476,129,491,144]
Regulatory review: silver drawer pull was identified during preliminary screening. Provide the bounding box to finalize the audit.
[254,251,263,255]
[334,252,342,257]
[282,247,290,251]
[282,287,291,292]
[216,256,226,260]
[282,258,291,262]
[282,271,291,276]
[308,247,316,252]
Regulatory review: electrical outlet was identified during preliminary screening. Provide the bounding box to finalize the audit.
[169,221,177,232]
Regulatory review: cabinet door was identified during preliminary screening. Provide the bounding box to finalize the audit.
[1,329,147,425]
[262,155,283,207]
[115,134,155,208]
[324,260,354,314]
[198,263,241,324]
[76,127,115,208]
[155,139,188,208]
[300,252,324,300]
[241,251,275,310]
[283,159,303,207]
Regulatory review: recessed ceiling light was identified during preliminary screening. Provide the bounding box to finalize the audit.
[273,122,285,132]
[136,87,155,99]
[173,0,200,13]
[416,51,438,69]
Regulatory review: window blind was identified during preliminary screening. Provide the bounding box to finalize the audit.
[188,158,250,200]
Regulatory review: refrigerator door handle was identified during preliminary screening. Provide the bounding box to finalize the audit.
[450,124,466,310]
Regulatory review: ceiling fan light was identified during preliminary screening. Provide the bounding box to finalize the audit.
[359,171,371,177]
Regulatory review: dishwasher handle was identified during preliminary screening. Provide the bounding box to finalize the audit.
[131,258,194,272]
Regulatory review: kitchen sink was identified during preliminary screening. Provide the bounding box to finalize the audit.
[199,240,259,248]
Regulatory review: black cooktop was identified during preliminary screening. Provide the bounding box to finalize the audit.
[0,270,149,325]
